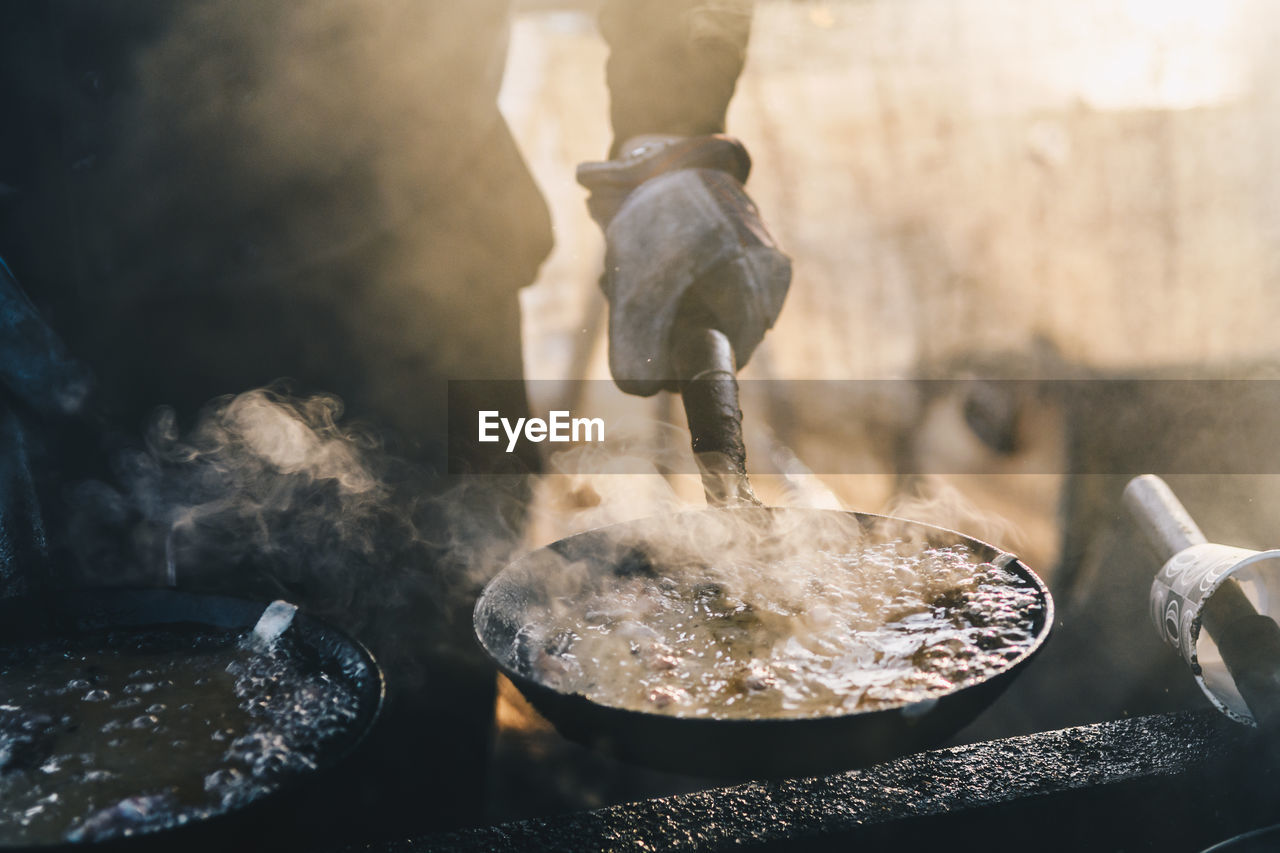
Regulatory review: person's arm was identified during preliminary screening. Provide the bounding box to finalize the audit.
[0,258,94,422]
[578,1,790,398]
[0,258,99,600]
[598,0,753,157]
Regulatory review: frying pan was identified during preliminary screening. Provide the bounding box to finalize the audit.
[477,326,1051,777]
[0,587,385,851]
[475,505,1053,779]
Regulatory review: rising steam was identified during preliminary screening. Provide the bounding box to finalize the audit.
[62,387,528,683]
[123,389,385,594]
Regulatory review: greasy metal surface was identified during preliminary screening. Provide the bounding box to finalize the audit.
[358,711,1261,853]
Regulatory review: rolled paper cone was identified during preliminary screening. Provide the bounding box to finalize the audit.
[1129,476,1280,725]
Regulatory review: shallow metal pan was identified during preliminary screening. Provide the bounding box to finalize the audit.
[475,506,1053,779]
[0,587,384,851]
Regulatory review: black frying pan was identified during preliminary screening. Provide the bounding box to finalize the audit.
[0,587,384,852]
[475,506,1053,779]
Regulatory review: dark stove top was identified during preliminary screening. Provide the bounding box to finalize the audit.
[356,711,1277,853]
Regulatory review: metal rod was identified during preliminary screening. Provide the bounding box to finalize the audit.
[1201,578,1280,729]
[672,327,760,507]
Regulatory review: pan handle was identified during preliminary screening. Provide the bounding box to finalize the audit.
[1123,474,1208,563]
[672,325,760,507]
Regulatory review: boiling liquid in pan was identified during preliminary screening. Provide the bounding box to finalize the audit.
[0,627,360,846]
[529,543,1042,719]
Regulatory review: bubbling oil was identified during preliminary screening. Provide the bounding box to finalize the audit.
[527,542,1042,719]
[0,626,361,846]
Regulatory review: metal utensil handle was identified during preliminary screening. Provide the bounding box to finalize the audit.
[1123,475,1208,563]
[1203,577,1280,729]
[673,326,760,507]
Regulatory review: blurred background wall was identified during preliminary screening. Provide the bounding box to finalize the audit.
[502,0,1280,558]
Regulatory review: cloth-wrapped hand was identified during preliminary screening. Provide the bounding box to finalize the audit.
[577,135,790,396]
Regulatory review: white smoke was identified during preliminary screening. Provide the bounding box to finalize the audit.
[61,386,530,684]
